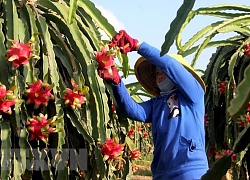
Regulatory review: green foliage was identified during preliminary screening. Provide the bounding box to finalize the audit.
[0,0,139,179]
[201,154,232,180]
[161,0,195,56]
[169,3,250,179]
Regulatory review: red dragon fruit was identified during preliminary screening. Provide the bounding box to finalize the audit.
[63,78,88,109]
[244,43,250,57]
[26,113,62,143]
[128,148,141,161]
[6,40,34,68]
[25,80,54,109]
[0,84,17,114]
[95,45,116,75]
[101,137,124,162]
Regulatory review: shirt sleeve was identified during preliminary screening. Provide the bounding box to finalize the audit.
[137,42,204,103]
[112,81,153,123]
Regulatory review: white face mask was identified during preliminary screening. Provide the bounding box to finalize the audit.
[157,78,175,92]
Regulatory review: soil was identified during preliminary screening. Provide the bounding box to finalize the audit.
[131,166,233,180]
[131,175,152,180]
[131,165,152,180]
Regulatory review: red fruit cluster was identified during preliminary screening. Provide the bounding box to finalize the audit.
[26,113,61,143]
[101,137,124,161]
[142,132,149,138]
[95,45,116,75]
[215,149,235,161]
[127,126,135,138]
[0,84,17,114]
[63,83,88,110]
[25,80,54,109]
[244,43,250,57]
[128,148,141,161]
[218,80,234,94]
[247,102,250,112]
[114,161,124,171]
[6,40,34,68]
[237,114,250,128]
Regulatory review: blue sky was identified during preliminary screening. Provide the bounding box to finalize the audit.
[91,0,250,83]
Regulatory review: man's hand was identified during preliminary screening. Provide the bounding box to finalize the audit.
[98,66,121,85]
[109,30,139,54]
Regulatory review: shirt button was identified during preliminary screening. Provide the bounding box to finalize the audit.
[191,145,196,150]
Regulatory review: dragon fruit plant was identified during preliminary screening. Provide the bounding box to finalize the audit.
[0,0,143,179]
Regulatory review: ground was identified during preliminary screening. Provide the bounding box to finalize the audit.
[131,164,152,180]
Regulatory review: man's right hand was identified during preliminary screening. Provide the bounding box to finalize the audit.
[109,30,139,54]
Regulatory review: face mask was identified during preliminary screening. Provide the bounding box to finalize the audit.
[157,78,175,92]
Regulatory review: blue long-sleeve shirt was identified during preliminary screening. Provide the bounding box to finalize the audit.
[112,42,208,180]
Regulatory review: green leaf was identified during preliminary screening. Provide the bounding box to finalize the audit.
[197,12,249,19]
[66,109,93,143]
[161,0,195,56]
[218,25,250,36]
[191,33,216,68]
[197,4,250,13]
[94,147,106,178]
[25,5,41,83]
[201,154,232,180]
[53,46,74,77]
[3,0,18,47]
[0,19,8,86]
[1,120,11,180]
[78,0,116,38]
[125,137,136,151]
[228,63,250,118]
[68,0,78,24]
[233,125,250,153]
[122,157,132,180]
[19,128,32,175]
[191,15,250,67]
[56,150,69,180]
[38,2,108,142]
[14,154,23,180]
[180,40,241,57]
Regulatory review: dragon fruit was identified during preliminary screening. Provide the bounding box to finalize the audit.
[95,45,116,75]
[0,84,17,114]
[25,80,54,109]
[63,79,88,109]
[6,40,34,68]
[26,113,62,143]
